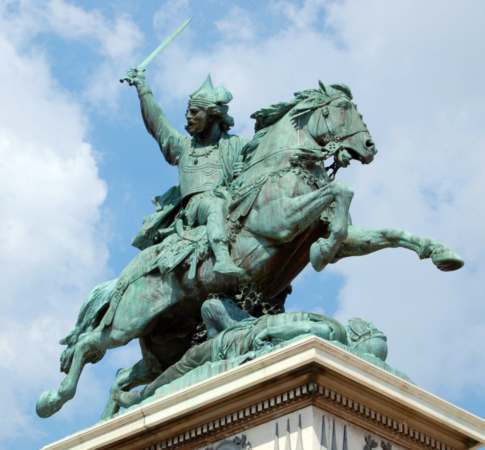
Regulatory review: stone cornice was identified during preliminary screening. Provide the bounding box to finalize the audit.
[41,337,485,450]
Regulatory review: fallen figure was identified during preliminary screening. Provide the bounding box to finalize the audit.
[114,297,405,410]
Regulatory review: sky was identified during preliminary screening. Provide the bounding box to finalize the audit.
[0,0,484,449]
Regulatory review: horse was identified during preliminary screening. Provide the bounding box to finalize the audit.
[36,82,463,420]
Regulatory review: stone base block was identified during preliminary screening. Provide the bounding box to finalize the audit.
[42,337,485,450]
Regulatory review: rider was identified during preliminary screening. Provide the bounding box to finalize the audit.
[127,69,246,276]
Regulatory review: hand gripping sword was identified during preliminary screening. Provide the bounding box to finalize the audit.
[120,17,191,83]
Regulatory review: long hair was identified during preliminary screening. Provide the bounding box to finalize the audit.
[206,103,234,132]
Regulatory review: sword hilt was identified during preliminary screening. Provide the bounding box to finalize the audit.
[120,67,144,85]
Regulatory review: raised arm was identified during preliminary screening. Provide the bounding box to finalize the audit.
[124,68,188,165]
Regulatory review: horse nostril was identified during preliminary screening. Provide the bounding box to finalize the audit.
[365,139,377,154]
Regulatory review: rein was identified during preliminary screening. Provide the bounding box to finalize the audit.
[322,129,368,179]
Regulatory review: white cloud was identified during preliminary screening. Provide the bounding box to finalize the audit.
[153,0,190,33]
[44,0,144,107]
[322,0,485,401]
[149,0,485,408]
[215,6,257,42]
[0,3,112,444]
[1,0,144,108]
[271,0,327,29]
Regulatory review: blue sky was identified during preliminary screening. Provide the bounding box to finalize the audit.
[1,1,485,449]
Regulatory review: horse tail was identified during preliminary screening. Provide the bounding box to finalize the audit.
[59,278,118,373]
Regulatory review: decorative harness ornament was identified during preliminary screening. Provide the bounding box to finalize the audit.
[293,95,369,179]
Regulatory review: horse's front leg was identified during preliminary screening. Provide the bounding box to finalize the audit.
[309,183,354,271]
[247,181,353,244]
[333,225,464,271]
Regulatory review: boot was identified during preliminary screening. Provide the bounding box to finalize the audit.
[212,243,245,276]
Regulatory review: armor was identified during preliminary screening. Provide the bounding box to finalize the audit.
[178,147,223,199]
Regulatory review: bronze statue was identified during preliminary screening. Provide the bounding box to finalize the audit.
[36,22,463,420]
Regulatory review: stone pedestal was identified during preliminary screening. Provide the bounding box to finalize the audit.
[42,337,485,450]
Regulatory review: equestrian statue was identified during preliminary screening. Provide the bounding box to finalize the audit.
[36,22,464,420]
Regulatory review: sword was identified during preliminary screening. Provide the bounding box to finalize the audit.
[120,17,191,83]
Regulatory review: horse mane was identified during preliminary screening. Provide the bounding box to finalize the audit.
[242,82,354,162]
[249,82,353,132]
[250,101,296,132]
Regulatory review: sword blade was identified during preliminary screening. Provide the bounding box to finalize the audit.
[137,17,191,70]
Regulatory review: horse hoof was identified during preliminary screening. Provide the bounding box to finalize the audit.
[431,248,464,272]
[36,390,62,418]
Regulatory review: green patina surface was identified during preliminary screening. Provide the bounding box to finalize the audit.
[36,25,464,421]
[114,297,408,412]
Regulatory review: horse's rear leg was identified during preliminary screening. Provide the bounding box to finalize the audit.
[333,225,464,271]
[37,273,176,418]
[101,338,162,420]
[36,326,132,418]
[101,357,158,420]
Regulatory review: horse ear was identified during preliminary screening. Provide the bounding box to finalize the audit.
[318,80,328,95]
[331,83,353,99]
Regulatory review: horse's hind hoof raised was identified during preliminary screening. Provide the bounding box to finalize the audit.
[431,248,464,272]
[36,390,63,418]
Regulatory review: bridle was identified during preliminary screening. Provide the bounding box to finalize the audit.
[294,96,369,178]
[242,95,369,180]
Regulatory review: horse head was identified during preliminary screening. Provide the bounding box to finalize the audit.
[245,82,376,181]
[293,82,377,174]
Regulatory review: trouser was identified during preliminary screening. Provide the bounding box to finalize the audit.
[185,191,229,247]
